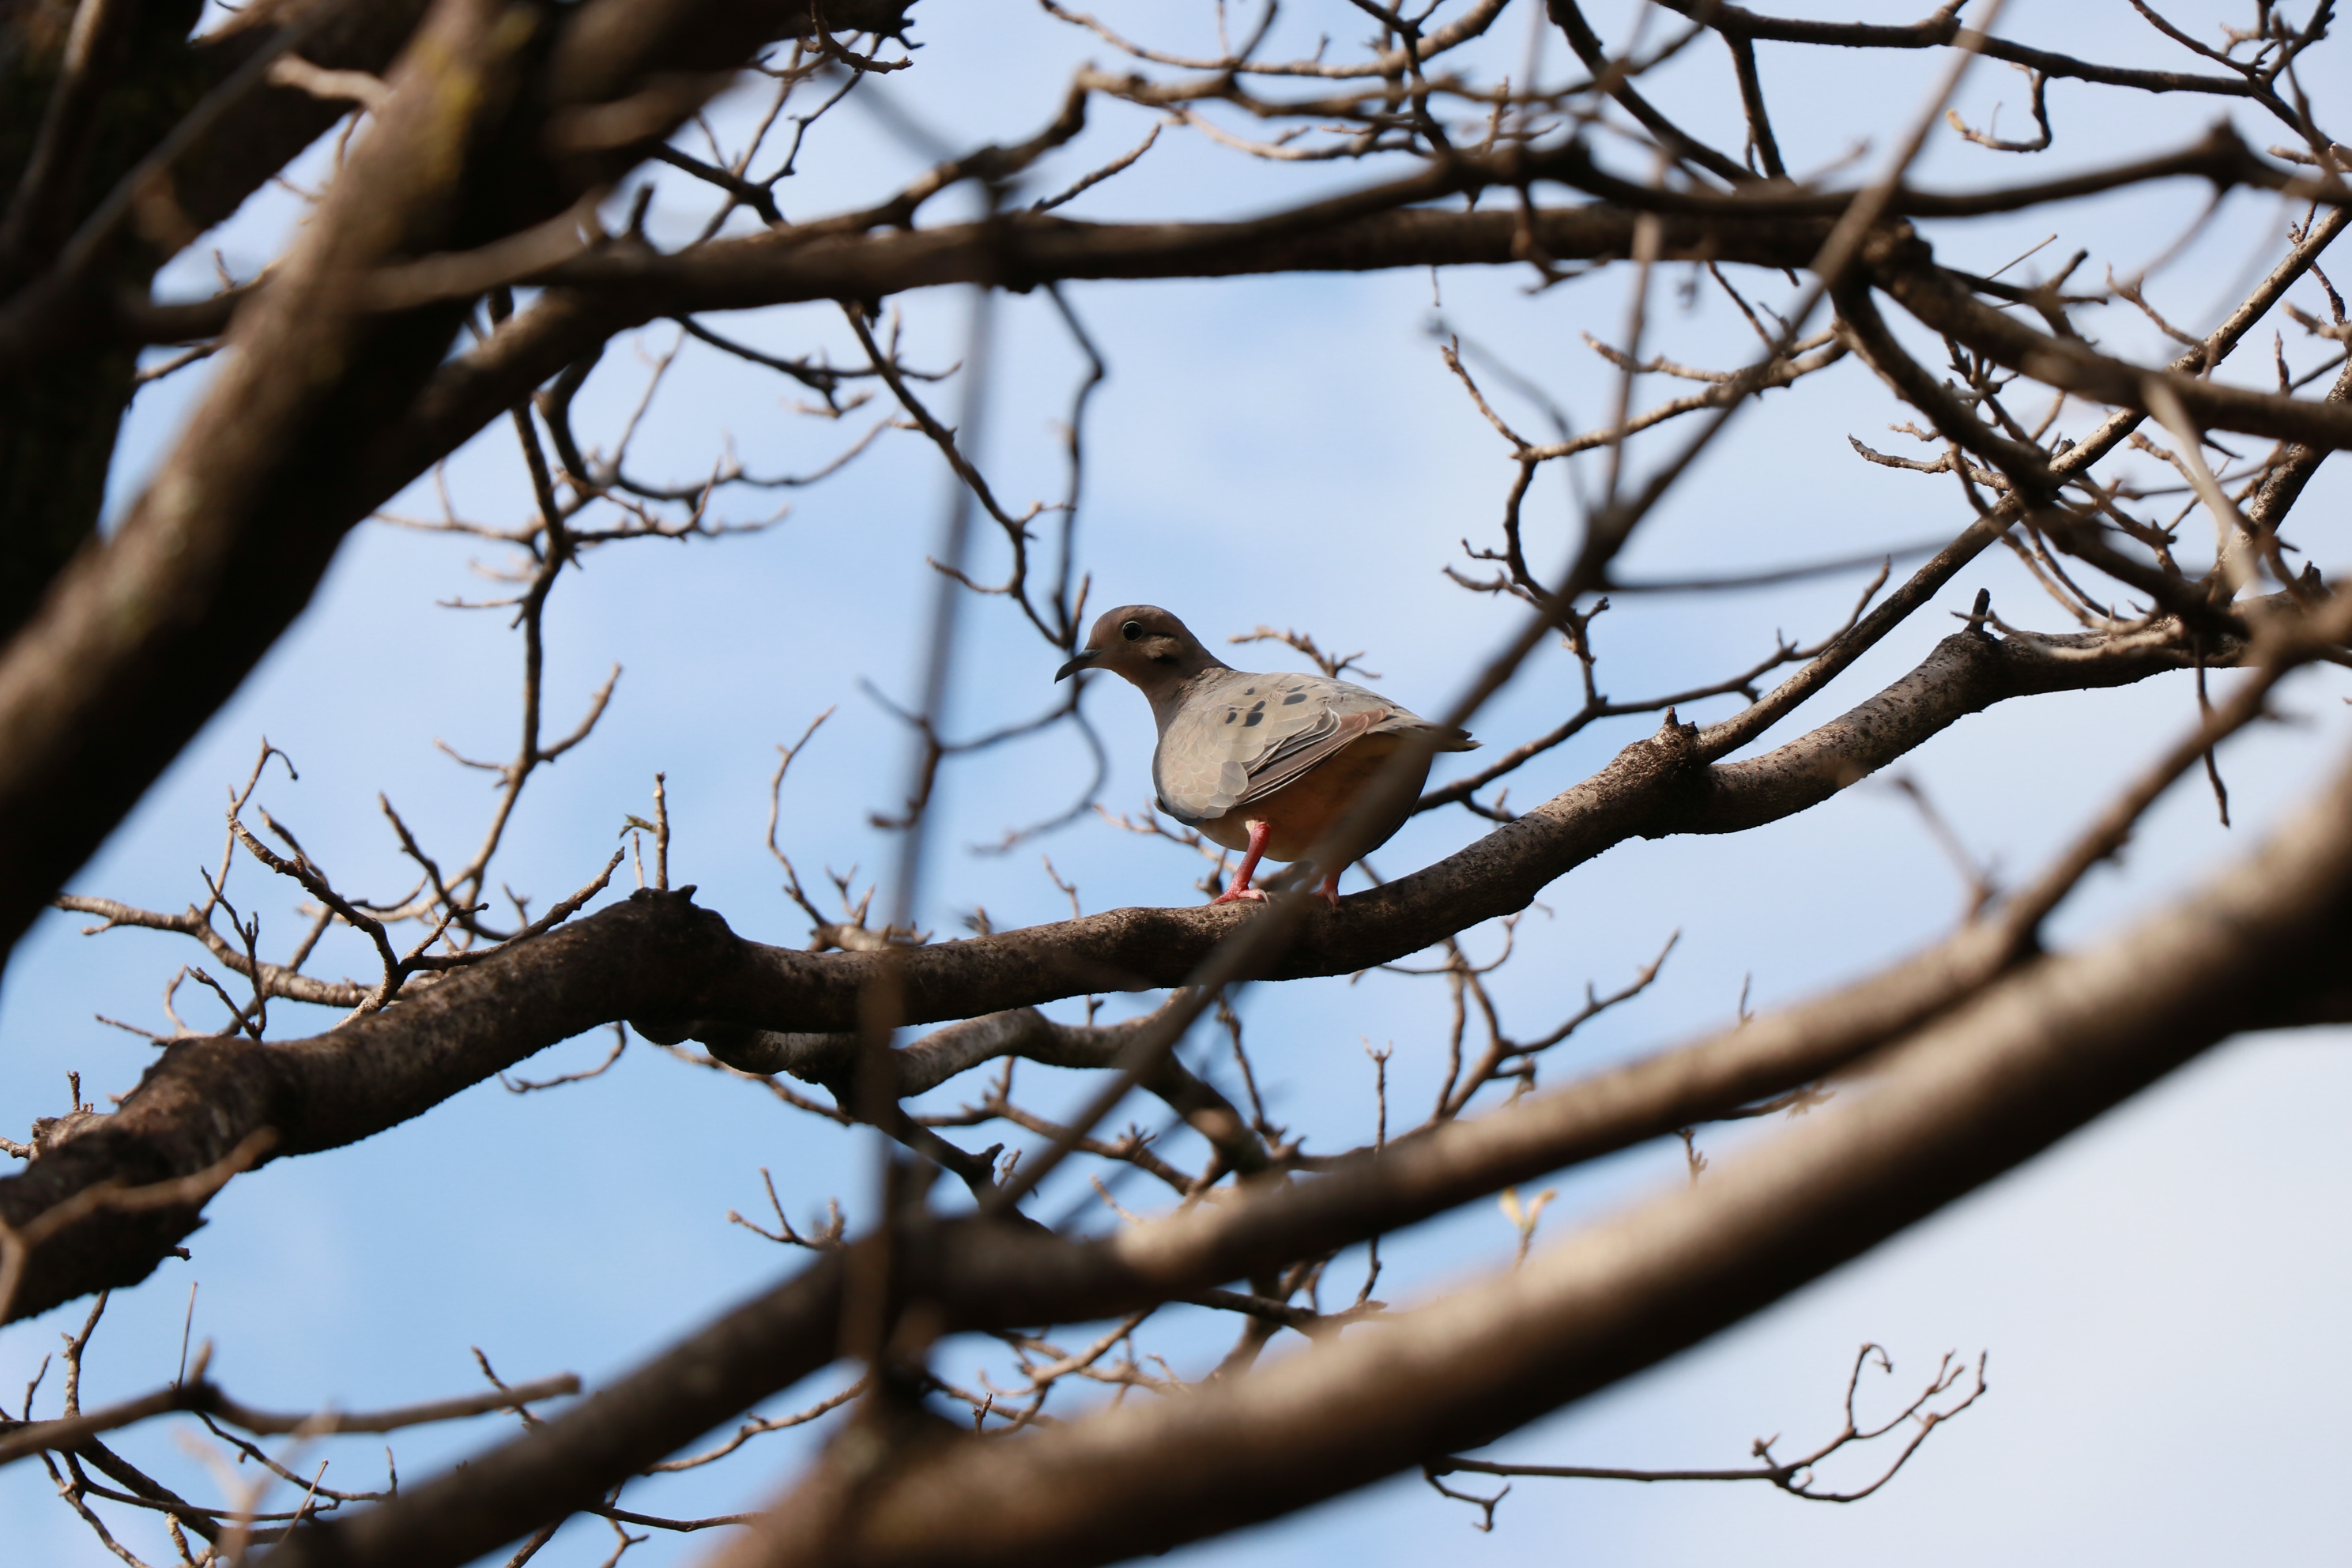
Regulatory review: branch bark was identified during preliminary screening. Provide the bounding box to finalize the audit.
[0,0,840,967]
[1647,0,2266,103]
[0,0,438,643]
[718,726,2352,1568]
[4,607,2276,1322]
[9,129,2316,984]
[1869,227,2352,450]
[0,0,533,974]
[265,629,2352,1568]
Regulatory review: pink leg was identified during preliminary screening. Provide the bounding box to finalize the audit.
[1315,866,1342,906]
[1209,820,1273,905]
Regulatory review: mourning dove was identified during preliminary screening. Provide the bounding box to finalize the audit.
[1056,605,1477,903]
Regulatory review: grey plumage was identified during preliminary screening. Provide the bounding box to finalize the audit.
[1056,605,1475,901]
[1151,666,1445,827]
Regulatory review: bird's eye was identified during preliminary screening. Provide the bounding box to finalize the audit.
[1121,620,1144,642]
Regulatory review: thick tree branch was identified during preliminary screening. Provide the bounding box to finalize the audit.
[209,895,2021,1568]
[531,123,2313,303]
[350,133,2328,594]
[718,724,2352,1568]
[170,0,440,247]
[0,0,530,974]
[15,11,2352,1565]
[369,201,1830,509]
[1,604,2283,1323]
[138,121,2298,346]
[266,624,2352,1568]
[10,138,2309,988]
[0,0,839,968]
[1869,227,2352,450]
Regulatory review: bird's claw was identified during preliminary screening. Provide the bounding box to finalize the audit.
[1208,886,1269,906]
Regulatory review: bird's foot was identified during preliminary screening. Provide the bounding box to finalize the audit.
[1208,884,1268,906]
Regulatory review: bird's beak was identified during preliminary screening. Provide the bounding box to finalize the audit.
[1054,648,1099,682]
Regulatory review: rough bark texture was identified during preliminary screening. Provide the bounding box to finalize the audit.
[721,735,2352,1568]
[0,0,202,641]
[0,612,2250,1324]
[251,733,2352,1568]
[3,7,2350,1562]
[0,0,855,963]
[0,0,441,644]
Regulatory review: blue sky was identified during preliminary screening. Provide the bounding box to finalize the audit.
[5,2,2349,1562]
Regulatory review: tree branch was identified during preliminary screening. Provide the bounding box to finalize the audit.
[284,630,2352,1568]
[716,722,2352,1568]
[1,601,2292,1322]
[1869,225,2352,450]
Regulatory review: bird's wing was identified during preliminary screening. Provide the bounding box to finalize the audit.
[1155,672,1396,821]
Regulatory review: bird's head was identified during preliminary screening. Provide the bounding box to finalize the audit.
[1054,605,1226,691]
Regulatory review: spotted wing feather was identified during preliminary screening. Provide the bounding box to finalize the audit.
[1154,669,1440,826]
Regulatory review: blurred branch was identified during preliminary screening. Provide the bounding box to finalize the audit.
[3,592,2313,1321]
[0,1370,579,1469]
[710,730,2352,1566]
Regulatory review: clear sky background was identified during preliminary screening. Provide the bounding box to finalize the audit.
[5,2,2350,1563]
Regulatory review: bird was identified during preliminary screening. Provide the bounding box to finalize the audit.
[1056,605,1477,904]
